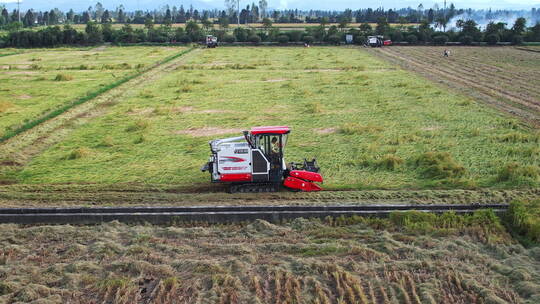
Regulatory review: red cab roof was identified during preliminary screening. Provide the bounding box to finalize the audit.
[250,126,291,135]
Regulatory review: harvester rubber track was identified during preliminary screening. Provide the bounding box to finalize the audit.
[229,183,280,193]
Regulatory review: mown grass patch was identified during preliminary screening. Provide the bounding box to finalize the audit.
[414,152,466,179]
[505,200,540,246]
[497,163,540,185]
[125,120,150,132]
[54,73,73,81]
[0,211,536,303]
[338,123,383,135]
[324,209,509,244]
[0,101,13,114]
[66,147,93,160]
[376,154,404,171]
[497,131,540,143]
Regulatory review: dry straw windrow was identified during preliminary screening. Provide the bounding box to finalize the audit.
[0,207,538,303]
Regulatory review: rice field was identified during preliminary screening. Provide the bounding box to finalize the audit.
[2,46,538,190]
[0,46,182,135]
[0,44,539,304]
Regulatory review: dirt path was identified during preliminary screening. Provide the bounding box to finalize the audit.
[0,48,202,169]
[515,46,540,53]
[369,46,540,127]
[89,44,109,52]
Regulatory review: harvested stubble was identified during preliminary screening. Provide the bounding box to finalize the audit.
[0,209,539,303]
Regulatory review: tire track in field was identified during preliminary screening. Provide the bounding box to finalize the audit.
[407,52,540,105]
[398,48,539,92]
[380,47,540,121]
[515,46,540,54]
[371,47,540,126]
[383,48,540,112]
[0,48,202,169]
[397,47,540,99]
[389,47,540,103]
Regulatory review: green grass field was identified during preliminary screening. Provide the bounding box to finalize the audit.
[6,46,538,189]
[0,49,20,56]
[0,46,182,135]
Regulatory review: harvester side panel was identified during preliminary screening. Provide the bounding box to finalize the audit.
[216,143,251,179]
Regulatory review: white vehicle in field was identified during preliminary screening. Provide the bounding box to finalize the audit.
[201,126,323,193]
[367,35,384,47]
[206,35,218,48]
[367,35,392,47]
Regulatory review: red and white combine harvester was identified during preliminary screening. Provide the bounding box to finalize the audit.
[201,126,323,193]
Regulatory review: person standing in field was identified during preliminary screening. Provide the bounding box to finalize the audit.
[444,49,450,57]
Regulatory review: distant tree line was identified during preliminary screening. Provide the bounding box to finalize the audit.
[0,2,539,28]
[1,1,539,47]
[375,17,540,45]
[2,16,539,48]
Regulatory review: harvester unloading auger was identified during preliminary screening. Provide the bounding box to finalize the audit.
[201,126,323,193]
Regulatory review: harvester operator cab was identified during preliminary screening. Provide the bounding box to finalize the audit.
[249,128,289,181]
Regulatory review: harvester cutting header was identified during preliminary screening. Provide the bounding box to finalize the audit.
[201,126,323,193]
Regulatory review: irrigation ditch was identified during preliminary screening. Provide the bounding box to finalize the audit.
[0,204,509,224]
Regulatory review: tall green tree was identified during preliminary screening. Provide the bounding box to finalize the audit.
[201,18,213,31]
[512,17,526,35]
[461,19,481,40]
[1,8,9,25]
[66,9,75,23]
[529,22,540,41]
[48,10,58,25]
[262,17,272,29]
[176,6,186,23]
[359,22,372,34]
[117,9,126,23]
[63,24,78,44]
[94,2,104,21]
[81,11,91,24]
[185,20,201,41]
[23,10,35,27]
[144,16,154,29]
[375,17,390,35]
[101,10,111,23]
[85,21,103,44]
[219,14,230,28]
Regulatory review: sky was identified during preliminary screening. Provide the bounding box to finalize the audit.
[0,0,539,12]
